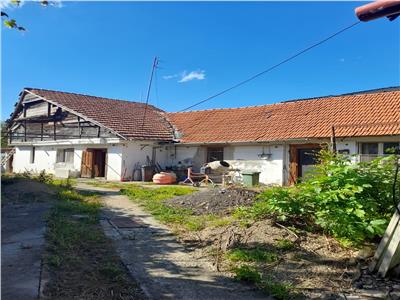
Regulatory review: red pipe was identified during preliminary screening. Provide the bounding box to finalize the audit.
[355,0,400,22]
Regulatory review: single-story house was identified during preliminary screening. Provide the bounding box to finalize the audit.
[6,87,400,185]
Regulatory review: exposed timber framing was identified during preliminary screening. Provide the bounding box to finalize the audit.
[7,90,124,143]
[22,89,126,140]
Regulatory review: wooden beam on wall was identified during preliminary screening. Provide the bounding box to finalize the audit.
[24,120,27,142]
[53,120,56,141]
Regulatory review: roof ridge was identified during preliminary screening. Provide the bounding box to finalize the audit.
[169,86,400,114]
[24,87,151,107]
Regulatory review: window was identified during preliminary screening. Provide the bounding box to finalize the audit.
[207,147,224,162]
[30,147,35,164]
[361,143,378,155]
[383,142,400,154]
[56,148,74,163]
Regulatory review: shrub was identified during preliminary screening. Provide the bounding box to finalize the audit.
[232,265,261,283]
[37,170,54,184]
[236,150,399,244]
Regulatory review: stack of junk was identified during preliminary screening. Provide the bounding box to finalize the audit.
[152,161,232,185]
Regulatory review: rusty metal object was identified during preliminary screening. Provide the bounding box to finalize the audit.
[355,0,400,22]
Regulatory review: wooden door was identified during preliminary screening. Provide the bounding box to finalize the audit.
[93,149,106,177]
[81,149,94,178]
[288,144,321,185]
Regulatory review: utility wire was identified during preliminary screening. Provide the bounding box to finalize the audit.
[179,20,361,112]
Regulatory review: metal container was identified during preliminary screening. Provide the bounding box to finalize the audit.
[241,171,260,187]
[141,165,154,182]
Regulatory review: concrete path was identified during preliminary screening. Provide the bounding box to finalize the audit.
[1,202,52,300]
[76,183,270,300]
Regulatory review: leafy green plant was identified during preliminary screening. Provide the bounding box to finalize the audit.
[275,239,295,251]
[260,277,292,300]
[226,248,277,263]
[37,170,54,184]
[232,265,261,283]
[235,150,399,244]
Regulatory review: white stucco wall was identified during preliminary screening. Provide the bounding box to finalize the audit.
[12,141,124,181]
[229,145,284,185]
[13,146,57,174]
[170,144,284,185]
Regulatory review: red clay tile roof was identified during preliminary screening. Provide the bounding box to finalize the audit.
[25,88,174,141]
[167,89,400,143]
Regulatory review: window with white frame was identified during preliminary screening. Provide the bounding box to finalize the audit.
[56,148,74,163]
[359,142,399,162]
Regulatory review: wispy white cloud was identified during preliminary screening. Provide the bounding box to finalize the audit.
[178,70,206,83]
[163,70,206,83]
[162,74,179,80]
[50,0,63,8]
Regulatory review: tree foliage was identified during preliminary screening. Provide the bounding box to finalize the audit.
[1,0,52,31]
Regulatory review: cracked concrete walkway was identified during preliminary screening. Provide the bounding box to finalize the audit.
[76,183,270,300]
[1,202,52,300]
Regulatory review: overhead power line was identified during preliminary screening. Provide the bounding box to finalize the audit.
[179,20,361,112]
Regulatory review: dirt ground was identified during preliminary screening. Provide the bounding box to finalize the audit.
[1,177,57,204]
[164,187,258,216]
[1,177,146,300]
[166,187,400,299]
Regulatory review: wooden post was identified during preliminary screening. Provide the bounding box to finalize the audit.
[53,120,56,140]
[78,117,82,139]
[41,123,44,141]
[47,103,51,117]
[24,120,27,142]
[97,126,101,138]
[331,126,337,153]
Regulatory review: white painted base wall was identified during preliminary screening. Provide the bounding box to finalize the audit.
[11,136,400,184]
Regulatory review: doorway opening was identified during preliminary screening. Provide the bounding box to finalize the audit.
[289,144,321,185]
[80,148,107,178]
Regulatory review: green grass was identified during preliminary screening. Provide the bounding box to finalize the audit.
[121,185,214,231]
[260,277,293,300]
[226,248,278,263]
[232,265,261,283]
[275,239,296,251]
[232,265,294,300]
[44,185,144,298]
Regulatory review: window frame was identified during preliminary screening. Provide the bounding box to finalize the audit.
[206,147,224,162]
[56,148,74,164]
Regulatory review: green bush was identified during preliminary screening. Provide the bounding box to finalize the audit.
[232,265,261,283]
[236,150,399,244]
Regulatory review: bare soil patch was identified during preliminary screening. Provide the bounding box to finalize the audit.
[164,187,258,216]
[1,177,56,204]
[165,186,400,299]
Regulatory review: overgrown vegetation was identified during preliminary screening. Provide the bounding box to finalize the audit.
[44,181,145,299]
[226,247,277,263]
[235,150,399,245]
[232,266,293,300]
[121,185,221,231]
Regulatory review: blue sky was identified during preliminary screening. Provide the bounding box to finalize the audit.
[1,1,399,119]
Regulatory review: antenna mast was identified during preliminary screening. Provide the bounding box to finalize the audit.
[141,56,158,129]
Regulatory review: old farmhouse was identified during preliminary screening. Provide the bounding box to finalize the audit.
[6,87,400,185]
